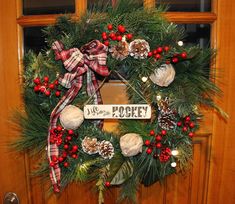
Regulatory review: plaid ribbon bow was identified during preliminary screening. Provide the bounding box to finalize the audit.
[48,40,109,192]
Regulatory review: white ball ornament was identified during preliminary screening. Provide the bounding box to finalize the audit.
[149,64,176,87]
[120,133,143,157]
[59,105,84,130]
[171,162,177,168]
[178,41,184,46]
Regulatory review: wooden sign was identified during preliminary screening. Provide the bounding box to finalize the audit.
[84,104,151,119]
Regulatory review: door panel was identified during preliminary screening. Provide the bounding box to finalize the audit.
[0,0,29,203]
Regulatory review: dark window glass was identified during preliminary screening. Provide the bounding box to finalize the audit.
[23,0,75,15]
[24,27,47,54]
[87,0,113,11]
[178,24,211,48]
[87,0,143,12]
[157,0,211,12]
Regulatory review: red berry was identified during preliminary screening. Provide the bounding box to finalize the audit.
[105,181,111,187]
[49,83,55,89]
[57,125,63,132]
[116,35,122,41]
[71,154,78,159]
[126,33,133,40]
[155,54,161,59]
[44,76,49,82]
[145,140,151,146]
[104,41,110,46]
[33,77,41,85]
[109,32,115,39]
[118,25,126,33]
[146,148,153,154]
[182,126,188,132]
[67,136,72,141]
[185,116,191,121]
[172,57,179,63]
[177,121,182,127]
[50,161,55,167]
[148,52,153,57]
[55,91,61,97]
[102,35,108,40]
[155,135,162,141]
[54,80,59,85]
[164,46,170,52]
[63,162,69,167]
[157,47,163,53]
[189,122,195,128]
[45,90,51,96]
[153,50,157,55]
[72,145,78,151]
[150,130,155,136]
[189,132,194,137]
[40,86,46,93]
[181,52,187,59]
[52,156,58,162]
[64,144,69,150]
[107,24,113,30]
[34,86,40,92]
[102,32,107,36]
[111,35,117,41]
[161,130,167,136]
[62,152,67,158]
[156,142,162,148]
[68,129,74,135]
[166,60,170,64]
[58,157,64,163]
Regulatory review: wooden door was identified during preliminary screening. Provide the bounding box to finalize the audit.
[1,0,235,203]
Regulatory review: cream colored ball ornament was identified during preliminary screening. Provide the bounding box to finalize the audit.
[149,64,176,87]
[59,105,84,130]
[120,133,143,157]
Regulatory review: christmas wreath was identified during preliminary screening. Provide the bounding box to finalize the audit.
[13,1,225,203]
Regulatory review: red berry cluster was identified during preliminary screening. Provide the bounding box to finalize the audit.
[148,46,187,64]
[49,126,78,168]
[101,24,133,46]
[145,129,168,158]
[33,76,61,97]
[159,147,171,162]
[148,46,170,60]
[171,52,187,64]
[177,116,195,138]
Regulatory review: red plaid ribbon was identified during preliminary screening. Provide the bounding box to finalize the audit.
[48,40,109,192]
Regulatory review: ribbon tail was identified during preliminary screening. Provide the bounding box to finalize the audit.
[47,77,83,192]
[86,69,104,129]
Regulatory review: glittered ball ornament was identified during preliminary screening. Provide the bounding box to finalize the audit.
[149,64,176,87]
[59,105,84,130]
[120,133,143,157]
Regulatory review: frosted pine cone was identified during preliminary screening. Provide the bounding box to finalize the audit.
[109,41,129,60]
[99,140,114,159]
[129,39,150,59]
[157,97,176,130]
[82,136,100,154]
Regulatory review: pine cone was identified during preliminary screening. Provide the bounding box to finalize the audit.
[129,39,150,59]
[82,136,100,154]
[99,140,114,159]
[109,41,129,60]
[157,97,176,130]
